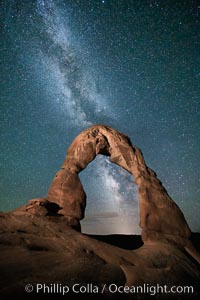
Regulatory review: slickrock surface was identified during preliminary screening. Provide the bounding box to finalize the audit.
[0,202,200,299]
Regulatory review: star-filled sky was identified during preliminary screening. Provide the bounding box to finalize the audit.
[1,0,199,234]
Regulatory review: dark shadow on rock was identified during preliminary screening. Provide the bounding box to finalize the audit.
[191,232,200,253]
[44,201,63,216]
[85,234,143,250]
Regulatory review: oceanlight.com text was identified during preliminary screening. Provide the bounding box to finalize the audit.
[25,283,194,296]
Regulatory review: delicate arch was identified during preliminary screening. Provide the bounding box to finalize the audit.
[46,124,191,246]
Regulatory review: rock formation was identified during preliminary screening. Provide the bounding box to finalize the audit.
[0,200,200,299]
[46,124,191,247]
[1,124,200,299]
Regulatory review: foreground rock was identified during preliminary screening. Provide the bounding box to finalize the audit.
[0,201,200,299]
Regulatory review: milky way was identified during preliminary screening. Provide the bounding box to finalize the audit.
[1,0,199,234]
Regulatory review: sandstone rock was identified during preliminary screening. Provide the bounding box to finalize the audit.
[0,125,200,300]
[0,203,199,299]
[1,124,200,299]
[46,125,191,248]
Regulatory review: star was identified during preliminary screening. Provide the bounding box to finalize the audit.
[0,0,199,234]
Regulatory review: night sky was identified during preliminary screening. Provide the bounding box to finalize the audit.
[1,0,199,234]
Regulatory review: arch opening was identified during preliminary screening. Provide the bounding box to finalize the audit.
[79,155,140,235]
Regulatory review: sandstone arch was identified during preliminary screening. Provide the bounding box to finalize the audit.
[46,124,191,246]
